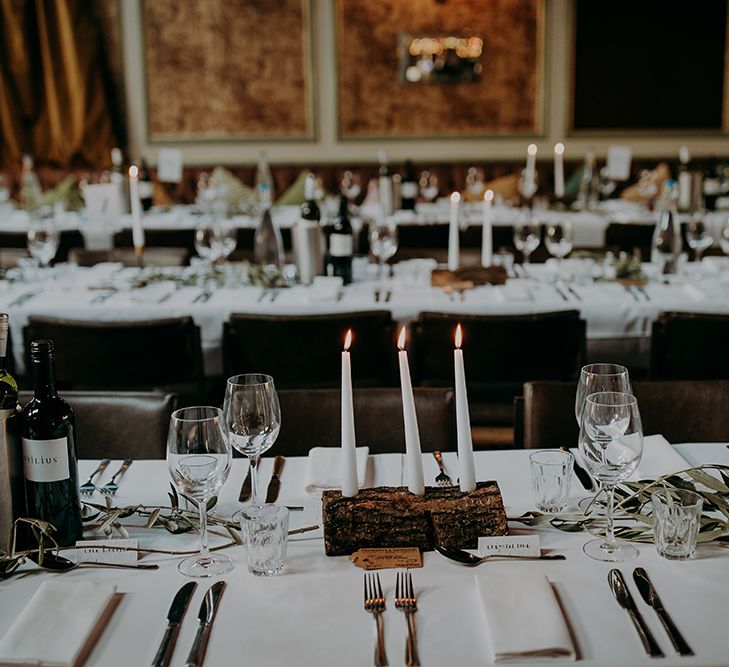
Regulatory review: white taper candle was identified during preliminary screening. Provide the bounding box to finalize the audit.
[481,189,494,267]
[454,324,476,492]
[554,143,565,199]
[448,191,460,271]
[128,166,145,254]
[341,329,358,497]
[397,327,424,495]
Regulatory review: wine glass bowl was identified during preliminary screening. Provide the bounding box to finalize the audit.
[579,391,643,562]
[369,216,399,285]
[167,406,233,577]
[223,374,281,506]
[27,215,59,270]
[545,221,574,260]
[575,363,632,426]
[513,214,540,264]
[686,214,713,262]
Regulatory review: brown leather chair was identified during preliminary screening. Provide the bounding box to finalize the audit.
[68,247,189,267]
[274,387,455,456]
[223,311,396,389]
[520,380,729,448]
[411,310,586,427]
[18,390,176,459]
[23,316,205,400]
[650,311,729,380]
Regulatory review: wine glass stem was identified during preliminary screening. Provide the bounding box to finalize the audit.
[249,455,260,505]
[198,499,210,563]
[604,485,617,550]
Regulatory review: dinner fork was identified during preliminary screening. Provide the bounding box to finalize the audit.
[79,459,111,495]
[363,572,388,666]
[432,451,453,486]
[100,459,133,495]
[395,571,420,666]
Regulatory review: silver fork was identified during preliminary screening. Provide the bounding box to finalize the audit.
[395,571,420,667]
[364,572,388,666]
[432,451,453,486]
[79,459,111,495]
[100,459,133,495]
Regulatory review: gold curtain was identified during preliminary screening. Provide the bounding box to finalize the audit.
[0,0,119,168]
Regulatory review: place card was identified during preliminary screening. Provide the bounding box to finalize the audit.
[157,148,184,183]
[75,538,139,563]
[477,534,541,557]
[349,547,422,570]
[606,145,632,181]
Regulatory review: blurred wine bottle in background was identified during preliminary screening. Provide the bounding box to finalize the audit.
[330,195,353,285]
[138,159,154,211]
[400,159,418,211]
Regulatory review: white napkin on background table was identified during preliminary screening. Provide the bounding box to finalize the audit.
[631,434,688,481]
[476,573,575,663]
[305,446,369,494]
[0,581,117,667]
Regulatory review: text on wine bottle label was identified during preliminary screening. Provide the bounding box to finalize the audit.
[329,235,353,257]
[22,437,70,482]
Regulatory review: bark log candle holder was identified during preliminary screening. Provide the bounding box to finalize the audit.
[321,481,508,556]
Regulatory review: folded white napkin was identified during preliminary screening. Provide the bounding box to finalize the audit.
[476,573,575,663]
[631,434,688,481]
[305,446,369,494]
[0,581,117,667]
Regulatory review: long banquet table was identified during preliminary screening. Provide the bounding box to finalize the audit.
[3,260,729,375]
[1,446,728,666]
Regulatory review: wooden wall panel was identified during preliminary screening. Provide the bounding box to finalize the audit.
[143,0,312,141]
[336,0,542,138]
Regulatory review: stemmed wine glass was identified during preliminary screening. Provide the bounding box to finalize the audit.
[27,214,59,275]
[223,374,281,507]
[369,215,399,290]
[513,212,540,269]
[167,406,233,577]
[686,212,713,263]
[419,171,439,202]
[575,363,632,510]
[579,391,643,562]
[545,220,574,273]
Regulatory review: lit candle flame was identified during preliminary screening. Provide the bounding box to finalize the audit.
[128,165,138,179]
[527,143,538,156]
[450,191,461,204]
[484,189,494,202]
[398,326,406,351]
[554,142,565,156]
[455,323,463,349]
[344,329,352,351]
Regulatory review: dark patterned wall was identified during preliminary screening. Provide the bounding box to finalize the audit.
[143,0,312,140]
[336,0,542,137]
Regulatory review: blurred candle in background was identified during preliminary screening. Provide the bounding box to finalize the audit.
[448,191,460,271]
[554,143,565,199]
[481,189,494,267]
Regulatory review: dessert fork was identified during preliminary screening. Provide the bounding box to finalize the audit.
[79,459,110,495]
[363,572,388,666]
[432,451,453,486]
[100,459,133,495]
[395,571,420,666]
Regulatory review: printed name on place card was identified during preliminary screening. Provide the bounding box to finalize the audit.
[477,534,541,557]
[75,538,139,563]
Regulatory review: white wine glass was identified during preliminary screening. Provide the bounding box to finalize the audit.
[194,223,226,265]
[686,213,713,262]
[545,220,574,267]
[167,406,233,577]
[579,391,643,562]
[27,215,59,273]
[513,212,540,268]
[369,215,399,289]
[223,374,281,507]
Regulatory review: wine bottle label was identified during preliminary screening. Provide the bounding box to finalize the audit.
[22,437,70,483]
[329,234,353,257]
[138,182,154,199]
[400,182,418,199]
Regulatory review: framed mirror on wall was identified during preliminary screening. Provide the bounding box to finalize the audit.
[142,0,315,142]
[571,0,728,134]
[335,0,545,139]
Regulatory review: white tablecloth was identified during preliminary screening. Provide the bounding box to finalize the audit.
[3,261,729,375]
[0,446,727,666]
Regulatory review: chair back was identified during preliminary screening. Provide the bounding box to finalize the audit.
[521,380,729,448]
[650,311,729,380]
[18,390,176,459]
[275,387,455,456]
[223,311,395,388]
[23,316,204,393]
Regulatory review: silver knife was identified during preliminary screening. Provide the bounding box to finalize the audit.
[151,581,197,667]
[186,581,226,667]
[265,455,285,504]
[633,568,693,656]
[608,569,664,658]
[238,465,252,502]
